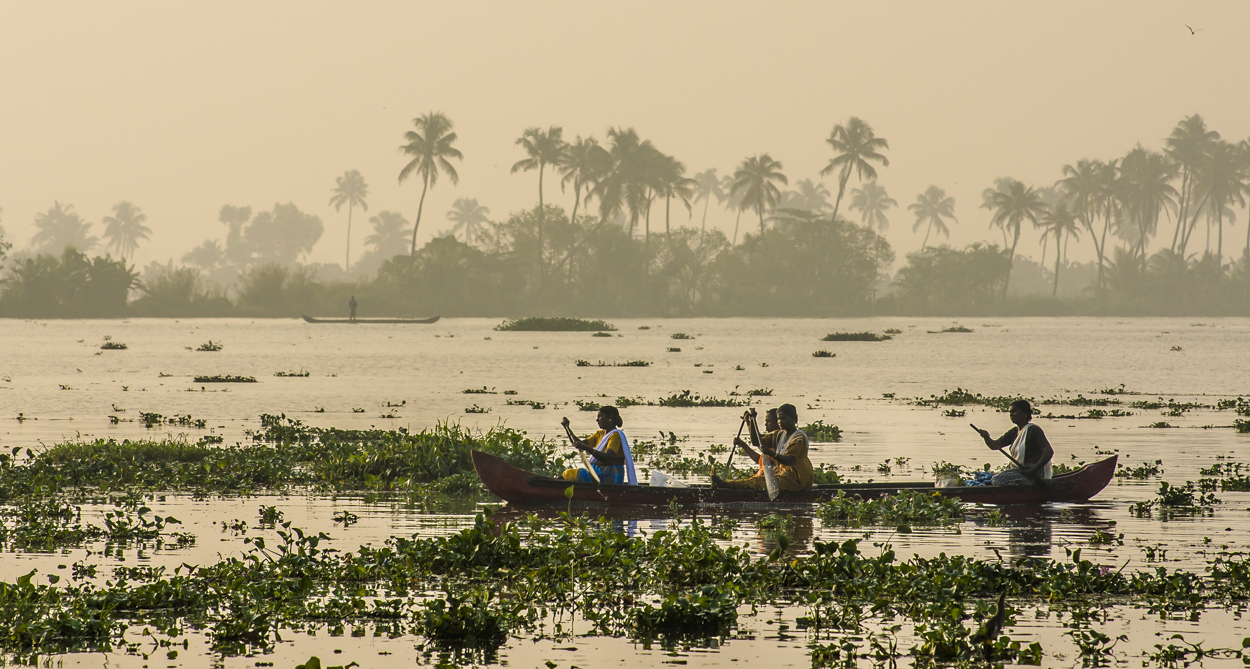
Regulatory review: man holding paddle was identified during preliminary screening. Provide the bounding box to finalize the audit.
[712,403,813,494]
[971,399,1053,486]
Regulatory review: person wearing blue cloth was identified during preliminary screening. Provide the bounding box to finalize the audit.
[971,399,1054,486]
[560,406,637,485]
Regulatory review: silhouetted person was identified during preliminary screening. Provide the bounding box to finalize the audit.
[348,295,357,321]
[971,399,1053,485]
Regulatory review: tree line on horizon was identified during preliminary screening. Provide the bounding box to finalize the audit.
[1,113,1249,317]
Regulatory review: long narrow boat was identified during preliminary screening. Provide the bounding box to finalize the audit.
[301,315,440,324]
[471,450,1117,508]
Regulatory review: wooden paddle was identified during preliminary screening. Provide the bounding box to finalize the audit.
[745,409,780,500]
[563,420,601,484]
[722,417,747,477]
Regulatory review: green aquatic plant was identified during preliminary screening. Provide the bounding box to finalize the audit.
[195,340,224,351]
[654,390,748,408]
[464,404,489,414]
[670,332,694,340]
[629,584,739,640]
[821,331,892,341]
[576,359,651,367]
[273,369,310,377]
[193,375,257,383]
[100,341,128,350]
[812,350,835,358]
[494,317,615,331]
[817,490,965,527]
[1116,460,1163,478]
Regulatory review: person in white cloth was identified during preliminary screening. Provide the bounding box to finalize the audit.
[971,399,1054,485]
[560,406,637,485]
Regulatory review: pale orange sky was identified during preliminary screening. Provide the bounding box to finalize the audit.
[1,1,1247,270]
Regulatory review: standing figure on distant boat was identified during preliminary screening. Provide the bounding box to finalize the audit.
[971,399,1053,485]
[712,403,813,492]
[561,406,637,485]
[348,295,358,321]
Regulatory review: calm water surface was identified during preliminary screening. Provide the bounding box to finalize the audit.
[2,317,1249,667]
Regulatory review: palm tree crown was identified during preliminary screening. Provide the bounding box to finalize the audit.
[365,211,412,259]
[33,201,97,253]
[329,169,369,270]
[558,136,611,227]
[848,181,897,232]
[102,201,151,260]
[445,198,492,246]
[512,125,566,274]
[987,179,1049,295]
[821,117,889,221]
[730,154,788,237]
[908,186,956,249]
[1038,202,1082,296]
[398,111,462,255]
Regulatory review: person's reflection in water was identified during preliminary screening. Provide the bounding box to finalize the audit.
[756,513,815,558]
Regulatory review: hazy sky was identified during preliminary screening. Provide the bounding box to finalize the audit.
[2,1,1248,270]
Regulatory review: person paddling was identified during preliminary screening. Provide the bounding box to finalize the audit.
[971,399,1053,486]
[712,404,813,492]
[561,406,637,485]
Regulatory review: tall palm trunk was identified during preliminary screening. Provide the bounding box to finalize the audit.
[569,180,583,230]
[831,170,851,222]
[345,203,354,271]
[1180,191,1212,256]
[537,162,546,283]
[1052,231,1063,297]
[921,222,932,250]
[665,195,671,234]
[1003,226,1021,299]
[757,205,766,237]
[411,179,430,256]
[699,197,710,246]
[732,208,742,245]
[1217,209,1224,264]
[1171,169,1191,252]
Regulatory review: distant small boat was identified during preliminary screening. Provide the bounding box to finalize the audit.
[301,315,440,324]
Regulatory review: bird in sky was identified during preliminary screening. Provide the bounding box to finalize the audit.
[1185,24,1203,35]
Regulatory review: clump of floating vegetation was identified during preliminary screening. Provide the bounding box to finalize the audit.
[821,332,892,342]
[464,405,489,414]
[915,388,1029,412]
[195,340,224,351]
[883,327,902,335]
[667,347,681,352]
[1116,460,1163,479]
[100,341,128,350]
[811,350,835,358]
[575,359,651,367]
[670,332,695,340]
[802,420,842,442]
[494,317,616,331]
[274,369,310,377]
[592,331,614,337]
[462,387,496,394]
[193,375,257,383]
[928,325,973,333]
[139,412,208,429]
[610,391,748,409]
[817,490,965,527]
[505,399,546,409]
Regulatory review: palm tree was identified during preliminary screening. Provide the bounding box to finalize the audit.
[1058,159,1116,291]
[1164,115,1220,252]
[908,186,956,249]
[821,117,889,221]
[593,127,660,238]
[329,169,369,270]
[730,154,788,238]
[987,180,1049,296]
[365,211,412,258]
[558,136,610,228]
[101,201,151,260]
[848,181,897,233]
[445,198,491,246]
[720,173,746,244]
[33,201,97,253]
[398,111,462,255]
[780,178,832,213]
[512,125,566,274]
[654,154,695,234]
[690,168,722,244]
[1116,146,1178,266]
[1190,140,1246,263]
[1038,202,1082,296]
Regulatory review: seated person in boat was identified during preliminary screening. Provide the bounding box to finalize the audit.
[561,406,637,484]
[971,399,1053,485]
[712,403,813,492]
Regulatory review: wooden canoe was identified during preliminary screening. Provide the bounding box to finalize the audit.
[301,315,440,324]
[471,450,1117,508]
